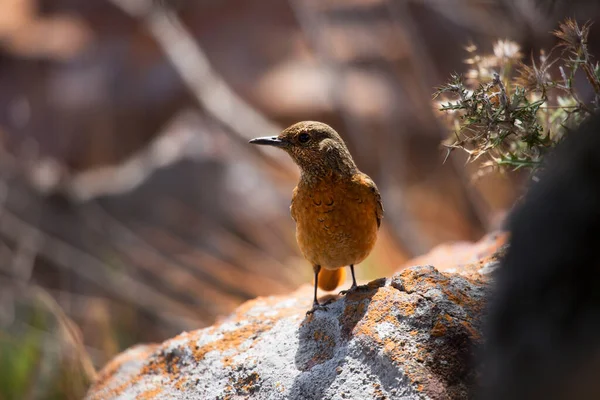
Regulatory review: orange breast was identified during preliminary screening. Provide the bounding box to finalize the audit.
[291,174,379,269]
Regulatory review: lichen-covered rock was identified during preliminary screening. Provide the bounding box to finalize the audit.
[86,261,491,399]
[403,232,506,279]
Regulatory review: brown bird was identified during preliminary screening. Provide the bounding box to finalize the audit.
[250,121,383,314]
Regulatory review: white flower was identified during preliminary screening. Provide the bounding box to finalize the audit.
[493,40,521,60]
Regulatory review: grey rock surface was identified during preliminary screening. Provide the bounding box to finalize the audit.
[87,263,490,399]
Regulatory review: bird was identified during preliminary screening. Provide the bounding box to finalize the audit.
[250,121,383,314]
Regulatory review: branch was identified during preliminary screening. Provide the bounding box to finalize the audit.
[0,208,197,330]
[108,0,294,175]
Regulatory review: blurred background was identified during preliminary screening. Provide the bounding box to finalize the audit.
[1,0,600,398]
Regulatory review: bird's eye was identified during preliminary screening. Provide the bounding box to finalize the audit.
[298,133,310,144]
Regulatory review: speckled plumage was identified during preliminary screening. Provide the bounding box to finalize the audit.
[250,121,383,313]
[291,171,381,269]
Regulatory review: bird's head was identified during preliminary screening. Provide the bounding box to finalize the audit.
[249,121,357,178]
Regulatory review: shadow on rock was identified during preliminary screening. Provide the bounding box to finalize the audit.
[289,278,386,399]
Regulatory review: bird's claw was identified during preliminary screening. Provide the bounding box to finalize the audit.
[339,284,369,296]
[306,303,329,315]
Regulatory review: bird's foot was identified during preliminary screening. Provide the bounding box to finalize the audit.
[306,302,329,315]
[339,284,369,296]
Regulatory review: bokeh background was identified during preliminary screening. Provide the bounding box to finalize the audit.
[1,0,600,398]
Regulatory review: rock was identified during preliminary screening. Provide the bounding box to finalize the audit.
[402,231,507,279]
[86,261,491,399]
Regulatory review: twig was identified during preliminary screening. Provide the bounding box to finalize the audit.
[82,202,257,300]
[390,2,490,235]
[108,0,294,175]
[0,208,197,330]
[286,0,361,143]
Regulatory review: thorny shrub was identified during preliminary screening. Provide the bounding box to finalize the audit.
[434,19,600,177]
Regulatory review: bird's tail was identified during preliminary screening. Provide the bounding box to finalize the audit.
[317,268,346,291]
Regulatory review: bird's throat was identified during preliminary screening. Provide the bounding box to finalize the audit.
[299,155,357,183]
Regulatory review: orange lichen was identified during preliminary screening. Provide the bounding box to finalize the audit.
[350,287,397,341]
[460,320,481,340]
[431,321,447,337]
[373,382,388,400]
[192,319,272,364]
[141,349,181,377]
[397,268,437,294]
[92,293,305,398]
[137,387,163,399]
[87,345,157,399]
[222,371,261,399]
[93,374,144,400]
[413,347,427,363]
[236,371,260,394]
[384,341,396,353]
[441,283,485,316]
[174,377,189,391]
[188,295,303,369]
[398,299,417,316]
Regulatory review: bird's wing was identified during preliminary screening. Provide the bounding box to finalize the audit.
[356,173,384,228]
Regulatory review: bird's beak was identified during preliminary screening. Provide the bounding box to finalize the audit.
[249,136,287,148]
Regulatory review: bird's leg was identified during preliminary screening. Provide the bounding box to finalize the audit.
[339,265,369,295]
[306,265,328,315]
